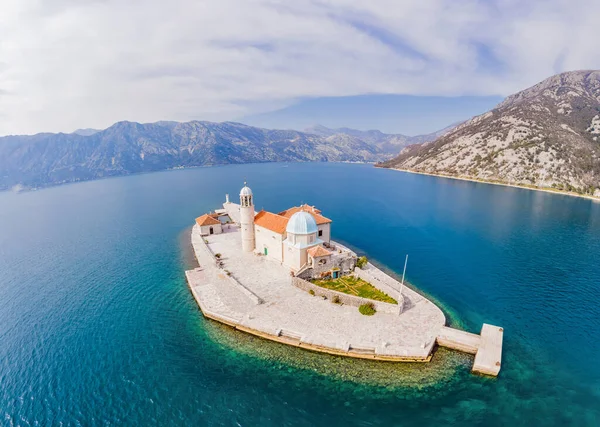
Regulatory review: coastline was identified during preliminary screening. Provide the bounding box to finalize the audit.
[185,221,503,375]
[380,166,600,203]
[2,161,375,194]
[185,223,445,363]
[191,302,434,363]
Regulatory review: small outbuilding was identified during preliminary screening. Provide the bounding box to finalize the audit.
[307,245,332,267]
[196,214,222,236]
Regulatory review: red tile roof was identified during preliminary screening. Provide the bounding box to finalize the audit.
[196,214,221,226]
[307,246,331,258]
[278,204,331,225]
[254,210,289,234]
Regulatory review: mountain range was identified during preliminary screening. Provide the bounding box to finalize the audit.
[304,124,457,155]
[380,70,600,197]
[0,121,452,191]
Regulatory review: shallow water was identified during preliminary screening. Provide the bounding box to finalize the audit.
[1,162,599,426]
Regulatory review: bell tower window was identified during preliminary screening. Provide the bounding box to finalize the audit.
[239,182,253,207]
[241,195,252,207]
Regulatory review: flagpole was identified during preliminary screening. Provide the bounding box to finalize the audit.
[400,254,408,295]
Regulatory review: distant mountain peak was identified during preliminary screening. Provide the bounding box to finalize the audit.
[304,124,338,137]
[303,124,459,155]
[497,69,600,110]
[0,120,388,191]
[71,128,101,136]
[1,119,460,192]
[381,70,600,197]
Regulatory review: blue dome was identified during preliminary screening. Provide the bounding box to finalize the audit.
[286,211,318,235]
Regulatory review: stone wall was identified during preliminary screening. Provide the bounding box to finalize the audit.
[354,266,404,313]
[291,277,400,315]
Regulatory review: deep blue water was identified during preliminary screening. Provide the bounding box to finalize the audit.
[1,162,600,426]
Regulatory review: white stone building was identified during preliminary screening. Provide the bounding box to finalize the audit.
[195,213,222,236]
[222,183,354,275]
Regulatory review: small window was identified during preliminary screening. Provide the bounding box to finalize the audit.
[318,230,323,237]
[319,259,327,265]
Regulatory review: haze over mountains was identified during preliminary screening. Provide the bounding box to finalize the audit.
[0,121,453,191]
[381,70,600,196]
[305,124,458,155]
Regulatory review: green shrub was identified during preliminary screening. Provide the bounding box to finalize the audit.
[332,295,341,304]
[309,289,315,296]
[215,253,221,259]
[359,302,376,316]
[356,256,368,269]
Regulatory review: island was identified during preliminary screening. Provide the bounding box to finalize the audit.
[185,183,504,376]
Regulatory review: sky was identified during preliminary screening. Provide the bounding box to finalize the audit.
[240,95,503,135]
[0,0,599,136]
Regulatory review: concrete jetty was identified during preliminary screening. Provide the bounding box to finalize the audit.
[436,324,503,376]
[473,324,504,376]
[436,326,481,354]
[185,221,504,376]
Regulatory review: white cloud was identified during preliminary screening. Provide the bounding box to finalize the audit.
[0,0,599,135]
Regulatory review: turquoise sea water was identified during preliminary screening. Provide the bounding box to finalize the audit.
[1,162,600,426]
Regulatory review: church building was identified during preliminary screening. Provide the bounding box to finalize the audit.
[226,183,349,275]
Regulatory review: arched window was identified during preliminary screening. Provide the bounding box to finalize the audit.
[241,195,253,207]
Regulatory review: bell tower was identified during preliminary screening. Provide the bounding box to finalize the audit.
[239,182,255,252]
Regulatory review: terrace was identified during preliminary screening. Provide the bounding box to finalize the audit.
[186,224,447,361]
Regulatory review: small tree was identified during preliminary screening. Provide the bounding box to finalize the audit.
[215,253,222,259]
[356,256,368,269]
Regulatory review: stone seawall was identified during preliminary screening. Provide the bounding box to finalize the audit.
[291,277,401,315]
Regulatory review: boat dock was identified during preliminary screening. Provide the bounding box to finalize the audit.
[436,324,504,376]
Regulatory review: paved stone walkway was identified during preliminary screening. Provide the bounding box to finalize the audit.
[186,224,447,360]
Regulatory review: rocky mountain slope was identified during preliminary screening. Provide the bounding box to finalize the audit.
[71,128,101,136]
[305,124,457,155]
[0,120,399,191]
[380,70,600,196]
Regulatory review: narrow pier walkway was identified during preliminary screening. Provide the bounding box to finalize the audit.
[436,324,503,376]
